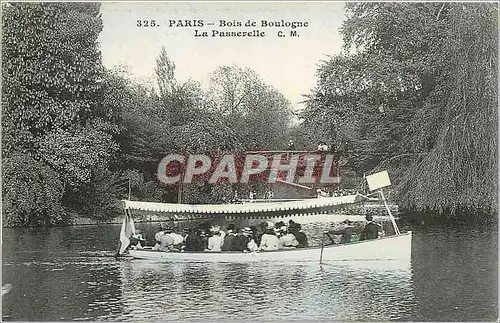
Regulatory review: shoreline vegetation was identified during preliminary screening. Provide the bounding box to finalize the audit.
[2,3,497,228]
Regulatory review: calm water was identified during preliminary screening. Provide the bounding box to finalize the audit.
[2,221,497,321]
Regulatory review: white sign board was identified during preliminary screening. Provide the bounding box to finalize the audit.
[366,170,392,191]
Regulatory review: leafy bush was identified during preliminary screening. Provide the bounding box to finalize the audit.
[3,153,66,226]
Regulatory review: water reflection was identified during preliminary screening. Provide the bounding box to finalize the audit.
[411,226,498,321]
[113,259,414,321]
[2,223,497,321]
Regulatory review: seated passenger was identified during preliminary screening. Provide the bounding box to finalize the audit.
[329,219,354,244]
[233,228,249,252]
[123,230,146,253]
[157,227,175,251]
[170,229,184,251]
[274,221,285,230]
[199,221,212,234]
[198,228,209,250]
[360,215,382,241]
[256,222,272,246]
[274,223,287,239]
[206,229,224,251]
[221,224,238,251]
[260,228,279,251]
[340,219,354,243]
[182,227,190,241]
[289,223,308,248]
[152,224,166,250]
[128,230,146,250]
[154,224,166,242]
[184,229,204,251]
[210,225,225,240]
[249,226,258,245]
[278,227,299,249]
[241,227,258,252]
[288,219,299,230]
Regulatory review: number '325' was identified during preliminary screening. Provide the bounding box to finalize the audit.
[137,20,157,27]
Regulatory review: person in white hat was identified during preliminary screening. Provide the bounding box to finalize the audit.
[259,225,279,251]
[210,225,225,240]
[206,226,224,251]
[169,229,184,251]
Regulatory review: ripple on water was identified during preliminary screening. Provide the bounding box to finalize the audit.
[89,260,415,321]
[2,224,497,321]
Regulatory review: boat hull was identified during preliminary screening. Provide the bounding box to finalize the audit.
[129,232,412,268]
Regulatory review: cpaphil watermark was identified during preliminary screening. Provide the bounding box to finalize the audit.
[156,153,340,185]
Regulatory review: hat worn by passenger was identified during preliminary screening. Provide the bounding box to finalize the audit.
[274,221,285,229]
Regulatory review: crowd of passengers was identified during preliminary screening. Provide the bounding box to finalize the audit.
[146,220,308,253]
[128,214,384,253]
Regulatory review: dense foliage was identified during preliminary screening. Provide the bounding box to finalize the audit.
[2,2,117,225]
[3,3,496,226]
[2,3,293,225]
[302,3,497,215]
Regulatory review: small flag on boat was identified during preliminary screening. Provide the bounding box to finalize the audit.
[118,212,136,255]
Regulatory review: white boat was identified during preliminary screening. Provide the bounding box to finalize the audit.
[117,171,411,268]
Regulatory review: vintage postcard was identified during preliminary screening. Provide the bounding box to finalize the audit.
[2,1,497,321]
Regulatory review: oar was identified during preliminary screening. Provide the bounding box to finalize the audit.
[319,232,326,265]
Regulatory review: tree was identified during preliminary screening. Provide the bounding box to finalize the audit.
[1,3,128,224]
[206,66,292,150]
[2,2,103,156]
[38,125,119,188]
[155,46,176,99]
[398,3,498,214]
[303,2,498,215]
[3,153,65,226]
